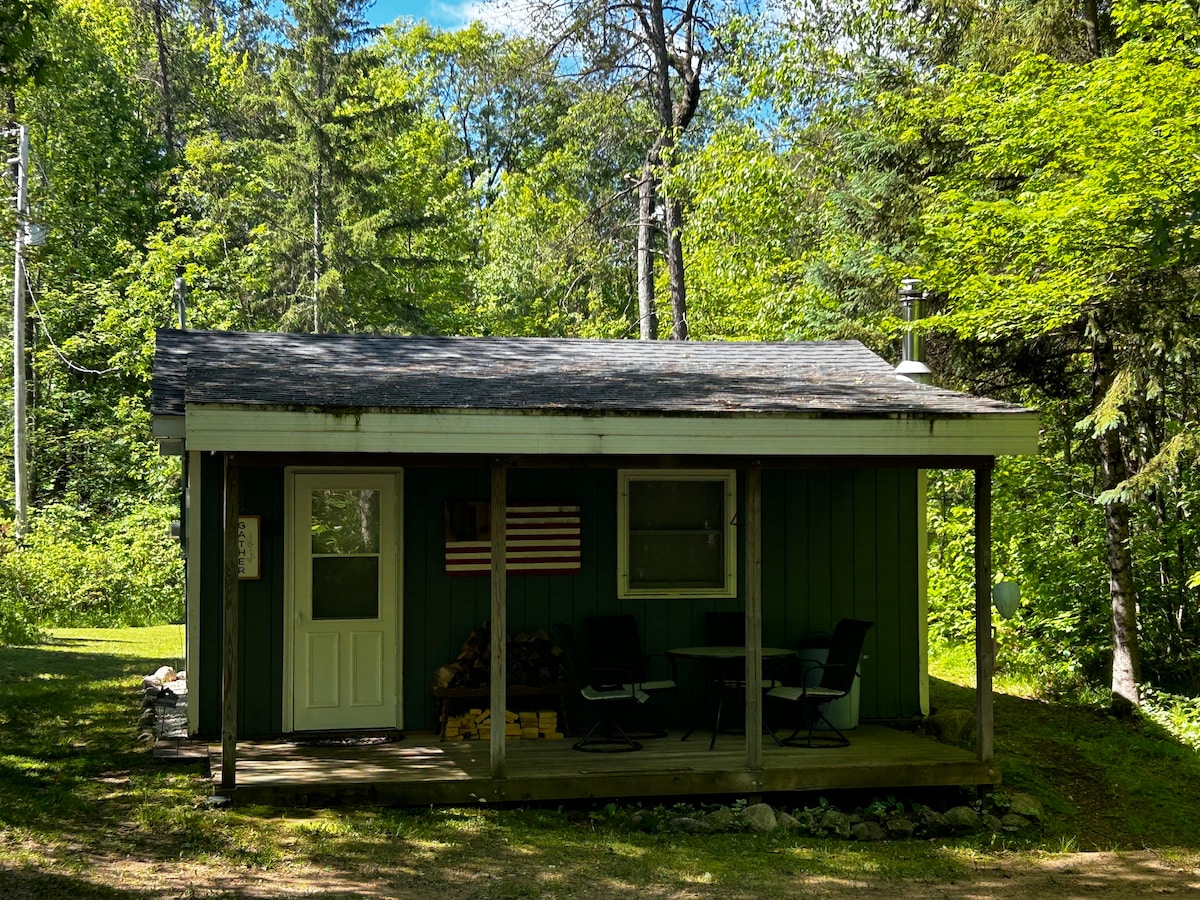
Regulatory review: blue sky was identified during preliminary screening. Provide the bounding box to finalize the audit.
[365,0,480,29]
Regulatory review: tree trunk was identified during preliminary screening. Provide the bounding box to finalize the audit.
[636,159,658,340]
[1081,0,1102,59]
[150,0,176,160]
[313,165,322,334]
[664,195,687,340]
[1092,334,1141,714]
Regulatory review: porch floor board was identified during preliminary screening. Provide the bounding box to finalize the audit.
[212,725,998,806]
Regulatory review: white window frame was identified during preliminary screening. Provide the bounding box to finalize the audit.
[617,469,738,599]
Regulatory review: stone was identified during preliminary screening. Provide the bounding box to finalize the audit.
[925,709,976,744]
[791,809,816,831]
[704,807,738,831]
[916,808,948,835]
[982,814,1004,833]
[886,818,916,839]
[1006,792,1044,822]
[741,803,778,832]
[777,811,802,832]
[669,816,708,834]
[1001,813,1032,831]
[944,806,983,832]
[851,821,887,841]
[820,809,852,839]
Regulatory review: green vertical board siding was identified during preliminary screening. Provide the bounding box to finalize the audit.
[195,462,921,736]
[198,453,224,736]
[196,460,285,737]
[758,469,920,720]
[237,467,285,736]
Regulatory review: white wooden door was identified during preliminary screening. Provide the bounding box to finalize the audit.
[292,473,399,731]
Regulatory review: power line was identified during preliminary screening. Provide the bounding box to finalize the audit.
[23,270,120,377]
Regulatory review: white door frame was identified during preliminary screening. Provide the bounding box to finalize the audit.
[282,467,404,732]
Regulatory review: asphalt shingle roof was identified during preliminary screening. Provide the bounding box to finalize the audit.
[152,329,1029,419]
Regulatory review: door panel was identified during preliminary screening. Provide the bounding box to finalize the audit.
[292,473,399,731]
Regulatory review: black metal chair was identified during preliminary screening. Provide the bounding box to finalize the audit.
[565,615,676,751]
[766,618,873,748]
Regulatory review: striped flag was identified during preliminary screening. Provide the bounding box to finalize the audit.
[445,502,581,575]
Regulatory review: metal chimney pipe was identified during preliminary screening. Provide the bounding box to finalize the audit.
[896,276,932,384]
[174,267,188,330]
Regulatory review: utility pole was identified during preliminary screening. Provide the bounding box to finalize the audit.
[8,124,29,535]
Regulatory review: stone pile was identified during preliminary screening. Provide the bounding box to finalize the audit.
[626,792,1044,839]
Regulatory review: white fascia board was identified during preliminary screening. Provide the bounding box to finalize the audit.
[153,415,185,438]
[153,416,187,456]
[185,405,1040,457]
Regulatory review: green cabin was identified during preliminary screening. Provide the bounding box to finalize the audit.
[152,330,1038,802]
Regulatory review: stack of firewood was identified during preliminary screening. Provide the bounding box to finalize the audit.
[432,624,570,691]
[442,707,563,741]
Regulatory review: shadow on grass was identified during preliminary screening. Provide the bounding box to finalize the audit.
[0,642,197,854]
[929,674,1200,850]
[0,865,149,899]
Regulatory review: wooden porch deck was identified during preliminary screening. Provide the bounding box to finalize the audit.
[212,725,998,807]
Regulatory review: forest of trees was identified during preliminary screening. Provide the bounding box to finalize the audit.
[2,0,1199,714]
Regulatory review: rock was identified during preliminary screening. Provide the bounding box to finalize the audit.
[791,809,816,831]
[669,816,707,834]
[1006,792,1044,822]
[777,811,802,832]
[820,809,852,839]
[1001,813,1032,831]
[886,818,916,839]
[741,803,778,832]
[916,808,948,835]
[704,806,738,831]
[851,821,887,841]
[205,794,230,809]
[944,806,983,833]
[982,814,1004,833]
[925,709,976,744]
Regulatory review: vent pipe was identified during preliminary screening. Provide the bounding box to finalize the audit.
[896,276,932,384]
[174,267,188,330]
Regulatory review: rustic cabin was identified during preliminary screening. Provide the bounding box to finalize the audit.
[151,329,1038,805]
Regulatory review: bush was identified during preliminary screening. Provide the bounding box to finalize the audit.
[0,502,183,634]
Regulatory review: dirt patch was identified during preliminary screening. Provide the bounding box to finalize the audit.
[2,846,1198,898]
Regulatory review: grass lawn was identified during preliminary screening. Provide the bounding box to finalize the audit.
[0,627,1198,897]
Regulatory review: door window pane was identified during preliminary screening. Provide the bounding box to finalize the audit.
[312,490,380,554]
[312,557,380,620]
[310,488,381,620]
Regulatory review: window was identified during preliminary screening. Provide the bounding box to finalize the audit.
[310,488,381,620]
[618,470,737,599]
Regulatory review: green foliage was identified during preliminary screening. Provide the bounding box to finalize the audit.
[1141,687,1200,752]
[0,504,183,632]
[0,0,53,89]
[928,458,1111,695]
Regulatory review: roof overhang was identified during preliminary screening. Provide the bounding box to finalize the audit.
[155,404,1040,458]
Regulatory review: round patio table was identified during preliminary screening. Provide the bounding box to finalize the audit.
[667,646,794,749]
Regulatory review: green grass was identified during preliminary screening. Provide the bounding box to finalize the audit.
[0,629,1197,897]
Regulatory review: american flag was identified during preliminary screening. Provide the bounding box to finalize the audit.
[445,503,582,575]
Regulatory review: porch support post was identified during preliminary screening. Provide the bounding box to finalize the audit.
[744,467,764,771]
[974,461,994,763]
[489,464,508,780]
[220,455,240,790]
